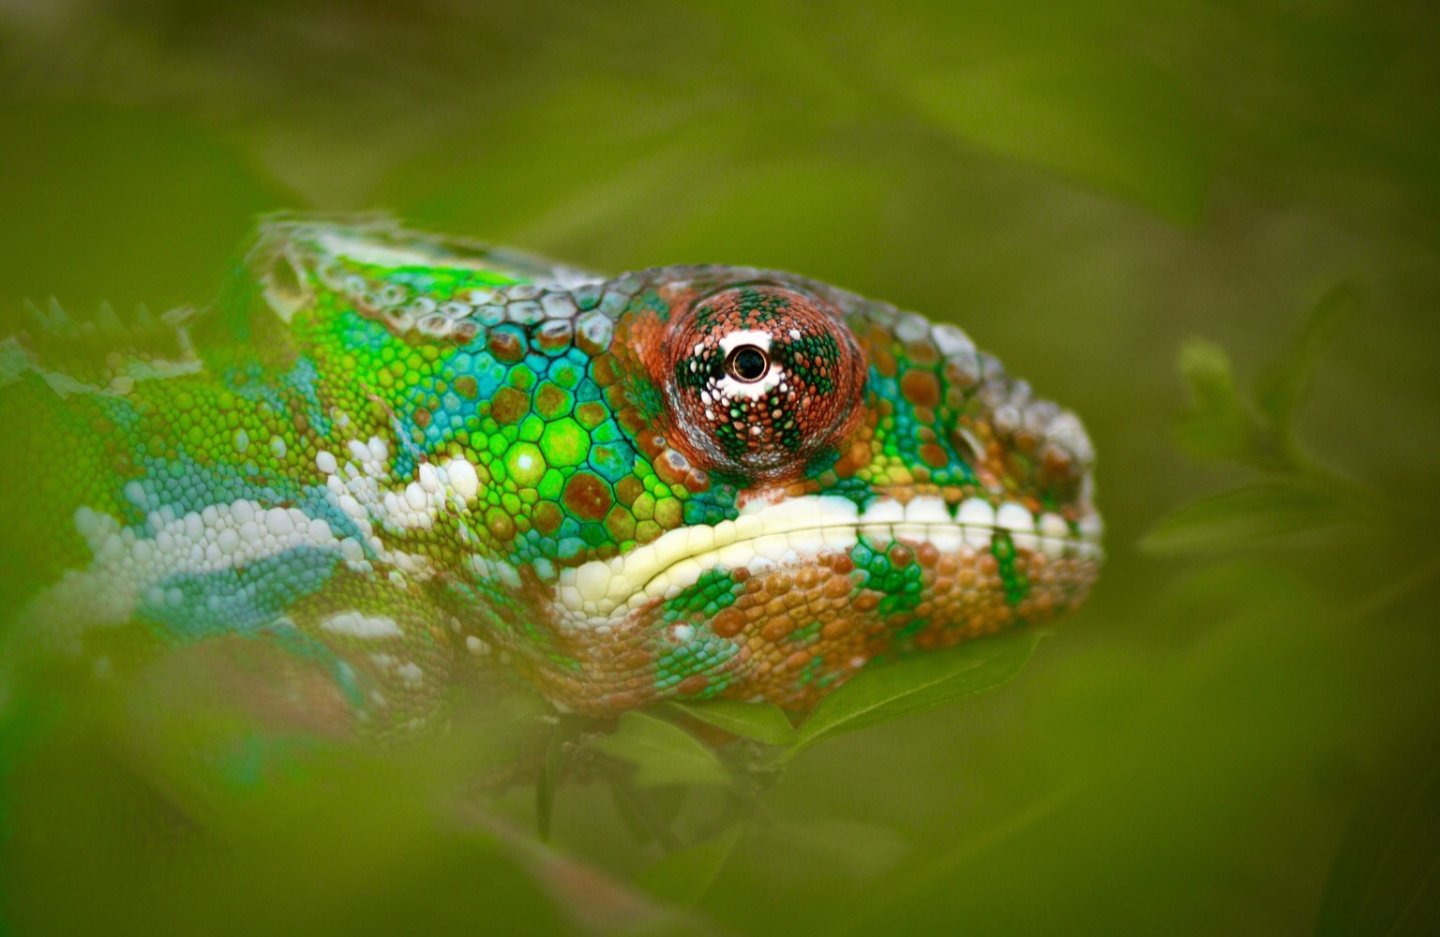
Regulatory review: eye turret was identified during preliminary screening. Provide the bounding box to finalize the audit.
[662,283,867,482]
[725,344,770,383]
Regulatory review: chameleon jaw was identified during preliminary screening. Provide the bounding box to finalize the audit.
[553,493,1102,627]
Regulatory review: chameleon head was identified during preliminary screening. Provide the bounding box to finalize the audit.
[212,223,1102,714]
[532,266,1102,711]
[0,220,1097,725]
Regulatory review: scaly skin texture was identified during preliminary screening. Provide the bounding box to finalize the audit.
[0,218,1101,732]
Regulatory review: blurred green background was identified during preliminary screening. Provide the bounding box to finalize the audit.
[2,1,1439,934]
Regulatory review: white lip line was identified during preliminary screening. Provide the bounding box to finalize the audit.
[554,494,1105,621]
[626,519,1100,597]
[557,506,1104,621]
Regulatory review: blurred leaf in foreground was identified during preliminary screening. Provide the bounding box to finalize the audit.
[0,716,565,936]
[636,826,745,907]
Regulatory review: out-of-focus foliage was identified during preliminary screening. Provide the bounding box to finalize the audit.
[2,0,1438,934]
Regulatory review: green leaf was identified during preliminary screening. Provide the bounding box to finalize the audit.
[635,826,745,906]
[788,630,1043,756]
[1174,337,1271,465]
[1256,282,1362,445]
[1139,481,1353,556]
[662,699,797,746]
[1175,285,1360,472]
[592,712,730,788]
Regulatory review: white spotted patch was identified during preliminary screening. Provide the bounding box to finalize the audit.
[18,428,500,644]
[320,611,404,639]
[443,457,480,500]
[18,501,341,646]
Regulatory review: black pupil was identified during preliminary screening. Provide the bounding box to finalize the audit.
[729,345,769,382]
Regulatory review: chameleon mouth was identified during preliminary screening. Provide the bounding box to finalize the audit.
[555,494,1102,624]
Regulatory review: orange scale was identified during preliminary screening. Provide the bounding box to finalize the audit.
[677,675,708,696]
[760,619,793,642]
[712,608,746,638]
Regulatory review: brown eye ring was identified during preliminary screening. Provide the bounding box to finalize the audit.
[725,344,770,383]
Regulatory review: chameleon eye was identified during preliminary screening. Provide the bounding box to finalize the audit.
[662,283,866,482]
[725,344,770,383]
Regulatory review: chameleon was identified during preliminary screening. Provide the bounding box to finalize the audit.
[0,217,1101,735]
